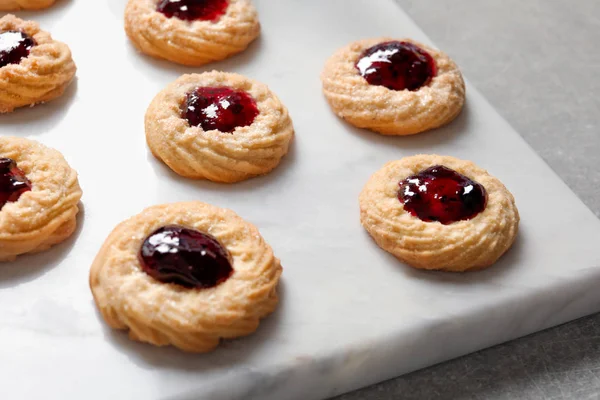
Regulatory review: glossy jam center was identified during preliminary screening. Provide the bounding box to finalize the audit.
[0,158,32,211]
[355,41,436,91]
[182,87,259,133]
[156,0,228,22]
[139,225,233,289]
[0,31,36,68]
[398,165,487,224]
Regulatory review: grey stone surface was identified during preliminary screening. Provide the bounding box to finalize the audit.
[335,0,600,398]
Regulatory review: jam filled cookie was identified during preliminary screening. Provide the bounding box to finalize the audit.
[359,155,519,271]
[0,15,76,113]
[0,137,82,262]
[125,0,260,66]
[0,0,55,10]
[146,71,294,183]
[89,201,282,353]
[322,38,465,135]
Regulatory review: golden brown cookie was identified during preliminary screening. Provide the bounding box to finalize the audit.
[0,137,82,262]
[89,201,282,353]
[322,38,465,135]
[359,155,519,271]
[146,71,294,183]
[0,15,76,113]
[0,0,55,10]
[124,0,260,66]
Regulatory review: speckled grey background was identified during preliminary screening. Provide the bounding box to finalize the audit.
[335,0,600,398]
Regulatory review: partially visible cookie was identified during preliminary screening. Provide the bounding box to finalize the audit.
[359,155,519,271]
[322,38,465,135]
[0,0,55,10]
[0,15,76,113]
[146,71,294,183]
[0,137,82,262]
[89,201,282,353]
[125,0,260,66]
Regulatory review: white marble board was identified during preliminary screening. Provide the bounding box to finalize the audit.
[2,0,600,399]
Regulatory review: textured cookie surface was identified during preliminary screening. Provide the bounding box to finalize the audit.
[359,155,519,271]
[0,15,76,113]
[0,0,55,10]
[322,38,465,135]
[125,0,260,66]
[146,71,294,183]
[0,137,82,261]
[89,201,282,353]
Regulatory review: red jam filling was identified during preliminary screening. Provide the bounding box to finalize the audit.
[355,41,437,91]
[182,87,259,133]
[0,158,32,210]
[398,165,487,224]
[156,0,229,22]
[139,225,233,289]
[0,31,36,68]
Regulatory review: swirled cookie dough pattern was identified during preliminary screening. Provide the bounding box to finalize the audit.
[90,201,282,353]
[125,0,260,66]
[322,38,465,135]
[0,15,76,113]
[146,71,294,183]
[0,137,82,262]
[359,155,519,271]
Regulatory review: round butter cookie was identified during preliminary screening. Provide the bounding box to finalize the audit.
[125,0,260,66]
[145,71,294,183]
[359,155,519,271]
[0,0,55,10]
[89,201,282,353]
[0,137,82,262]
[322,38,465,135]
[0,15,76,113]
